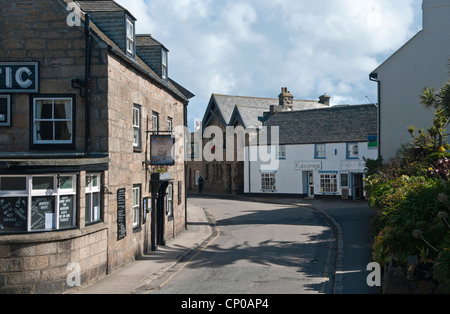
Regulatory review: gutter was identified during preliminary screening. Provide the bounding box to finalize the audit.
[85,13,92,153]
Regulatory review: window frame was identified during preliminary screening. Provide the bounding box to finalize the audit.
[132,184,141,228]
[347,142,359,159]
[133,104,142,150]
[278,145,286,160]
[320,172,338,194]
[315,144,326,159]
[166,182,173,218]
[0,174,77,233]
[30,94,76,149]
[161,49,168,80]
[126,16,135,56]
[152,112,159,134]
[261,172,277,192]
[85,173,102,225]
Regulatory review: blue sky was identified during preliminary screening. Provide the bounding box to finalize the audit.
[115,0,423,130]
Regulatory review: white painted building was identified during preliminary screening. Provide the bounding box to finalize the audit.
[244,104,378,200]
[370,0,450,160]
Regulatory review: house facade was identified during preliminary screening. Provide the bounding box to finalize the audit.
[0,0,193,293]
[187,88,329,195]
[370,0,450,160]
[244,105,378,199]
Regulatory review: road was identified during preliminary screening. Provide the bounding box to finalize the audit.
[141,197,337,294]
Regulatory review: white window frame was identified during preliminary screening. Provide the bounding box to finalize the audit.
[126,17,134,55]
[0,174,77,233]
[85,173,101,225]
[152,112,159,133]
[167,117,173,133]
[33,97,73,145]
[166,183,173,218]
[320,173,338,194]
[162,49,168,79]
[261,172,276,191]
[133,105,141,148]
[132,185,141,227]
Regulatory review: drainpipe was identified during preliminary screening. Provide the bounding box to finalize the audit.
[84,13,92,153]
[369,72,381,159]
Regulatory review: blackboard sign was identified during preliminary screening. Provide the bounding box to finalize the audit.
[0,197,28,233]
[117,188,127,240]
[59,195,74,229]
[31,196,55,231]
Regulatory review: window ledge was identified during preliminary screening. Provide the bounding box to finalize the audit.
[0,222,108,245]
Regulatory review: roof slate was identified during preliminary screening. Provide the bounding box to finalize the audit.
[264,104,378,145]
[212,94,327,128]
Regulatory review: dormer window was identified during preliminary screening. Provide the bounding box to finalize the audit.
[126,17,134,56]
[162,49,168,80]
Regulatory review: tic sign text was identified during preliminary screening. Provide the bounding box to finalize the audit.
[0,62,39,93]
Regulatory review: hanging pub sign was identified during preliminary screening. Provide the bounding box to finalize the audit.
[0,62,39,93]
[150,135,175,165]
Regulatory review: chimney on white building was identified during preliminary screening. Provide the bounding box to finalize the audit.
[422,0,450,40]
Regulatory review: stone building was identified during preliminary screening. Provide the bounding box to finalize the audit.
[0,0,193,293]
[187,89,328,195]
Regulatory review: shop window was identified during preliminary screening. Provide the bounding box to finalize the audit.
[320,173,338,193]
[32,96,75,146]
[85,174,101,225]
[340,173,349,187]
[261,172,276,191]
[0,175,76,233]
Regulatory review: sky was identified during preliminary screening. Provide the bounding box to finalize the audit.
[115,0,423,130]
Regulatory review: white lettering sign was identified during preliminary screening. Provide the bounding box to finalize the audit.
[295,161,322,171]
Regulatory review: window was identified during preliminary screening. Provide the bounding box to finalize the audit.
[85,174,101,225]
[162,49,168,80]
[178,181,182,205]
[278,145,286,160]
[132,185,141,228]
[340,173,349,187]
[167,117,173,133]
[315,144,326,159]
[133,105,141,149]
[33,96,74,145]
[261,172,276,191]
[0,175,77,233]
[126,17,134,55]
[166,183,173,218]
[152,112,159,133]
[347,143,359,159]
[320,173,338,193]
[0,95,11,126]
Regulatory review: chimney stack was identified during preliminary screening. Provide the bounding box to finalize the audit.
[319,94,331,106]
[278,87,294,110]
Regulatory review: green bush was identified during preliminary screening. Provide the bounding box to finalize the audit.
[366,174,449,267]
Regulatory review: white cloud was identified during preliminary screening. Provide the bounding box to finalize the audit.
[115,0,422,128]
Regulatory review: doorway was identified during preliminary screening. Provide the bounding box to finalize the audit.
[352,173,364,200]
[308,172,314,198]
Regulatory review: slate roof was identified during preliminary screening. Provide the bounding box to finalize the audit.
[264,104,378,145]
[211,94,327,128]
[70,0,193,102]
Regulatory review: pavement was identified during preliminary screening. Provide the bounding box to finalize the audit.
[71,201,214,294]
[71,195,379,294]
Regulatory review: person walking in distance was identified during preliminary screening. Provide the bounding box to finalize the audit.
[198,176,205,193]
